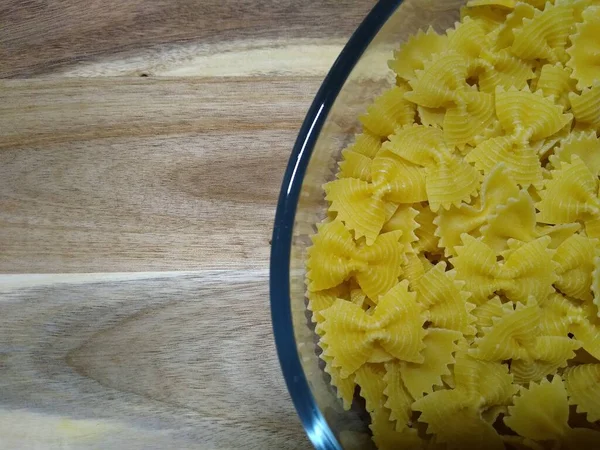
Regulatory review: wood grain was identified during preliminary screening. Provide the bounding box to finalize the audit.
[0,0,375,78]
[47,38,348,78]
[0,270,311,449]
[0,77,321,273]
[0,0,382,446]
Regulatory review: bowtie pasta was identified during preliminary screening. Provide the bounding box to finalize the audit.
[305,1,600,448]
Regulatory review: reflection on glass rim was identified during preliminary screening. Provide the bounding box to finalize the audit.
[269,1,403,449]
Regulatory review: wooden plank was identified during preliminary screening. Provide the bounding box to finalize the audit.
[0,77,321,273]
[0,0,376,78]
[0,270,311,449]
[45,38,347,78]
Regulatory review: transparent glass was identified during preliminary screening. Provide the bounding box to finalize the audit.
[270,1,464,449]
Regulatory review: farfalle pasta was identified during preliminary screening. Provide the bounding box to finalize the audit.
[304,1,600,448]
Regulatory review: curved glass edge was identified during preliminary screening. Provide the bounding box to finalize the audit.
[269,1,403,449]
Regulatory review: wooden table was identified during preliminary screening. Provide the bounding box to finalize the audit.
[0,1,376,448]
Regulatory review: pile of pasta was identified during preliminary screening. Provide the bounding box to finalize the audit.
[305,1,600,449]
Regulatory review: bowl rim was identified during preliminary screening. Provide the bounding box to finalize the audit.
[269,1,403,448]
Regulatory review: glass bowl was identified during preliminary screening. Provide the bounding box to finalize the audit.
[270,1,465,448]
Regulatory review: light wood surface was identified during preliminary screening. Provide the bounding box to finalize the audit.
[0,77,319,273]
[0,270,308,449]
[0,1,377,447]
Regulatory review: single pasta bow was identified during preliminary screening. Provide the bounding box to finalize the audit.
[451,234,557,305]
[318,280,426,378]
[306,220,405,300]
[469,299,581,383]
[446,16,534,92]
[466,86,572,188]
[383,124,481,212]
[404,51,496,148]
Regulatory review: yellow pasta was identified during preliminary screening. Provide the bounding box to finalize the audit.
[495,86,572,142]
[413,351,514,449]
[511,335,581,383]
[306,220,364,291]
[553,234,597,301]
[564,364,600,422]
[370,408,425,450]
[481,189,538,251]
[451,235,556,304]
[413,389,505,450]
[307,284,350,323]
[413,262,477,335]
[405,52,470,108]
[504,376,600,447]
[471,296,504,337]
[466,135,544,188]
[360,84,416,138]
[389,27,449,83]
[413,203,441,253]
[470,300,539,360]
[549,130,600,176]
[381,204,419,249]
[468,0,547,9]
[537,223,582,248]
[401,252,429,288]
[306,220,405,299]
[538,292,586,336]
[400,328,462,399]
[510,1,575,63]
[435,164,520,256]
[533,62,576,108]
[325,153,427,244]
[467,0,515,10]
[468,294,581,383]
[383,362,413,430]
[338,132,382,182]
[493,2,537,49]
[318,280,426,378]
[461,5,509,33]
[466,86,571,186]
[569,83,600,130]
[355,364,388,414]
[304,1,600,447]
[536,155,600,236]
[321,350,357,410]
[504,376,570,441]
[384,125,481,210]
[477,49,534,93]
[453,350,517,407]
[443,89,496,148]
[405,49,499,148]
[447,16,491,64]
[594,255,600,314]
[566,6,600,89]
[571,309,600,360]
[417,105,446,128]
